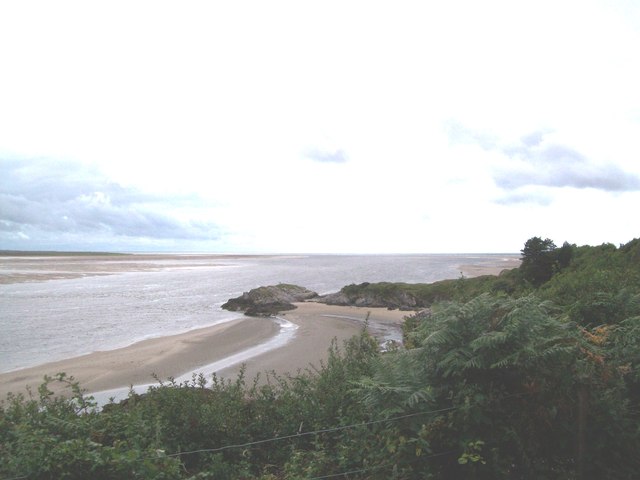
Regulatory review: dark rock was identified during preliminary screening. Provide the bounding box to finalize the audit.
[222,284,318,316]
[317,283,419,310]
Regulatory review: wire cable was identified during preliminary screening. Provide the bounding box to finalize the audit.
[166,406,457,458]
[307,450,458,479]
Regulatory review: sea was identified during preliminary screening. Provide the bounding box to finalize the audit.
[0,254,517,374]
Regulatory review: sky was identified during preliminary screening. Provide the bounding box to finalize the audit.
[1,0,639,254]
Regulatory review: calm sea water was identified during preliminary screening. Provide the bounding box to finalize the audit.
[0,254,515,373]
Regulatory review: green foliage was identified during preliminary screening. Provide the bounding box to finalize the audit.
[359,292,640,478]
[2,237,639,479]
[360,295,576,477]
[338,269,523,312]
[520,236,558,286]
[540,238,640,326]
[0,373,181,479]
[1,330,381,479]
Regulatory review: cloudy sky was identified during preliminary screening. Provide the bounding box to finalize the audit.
[1,1,639,253]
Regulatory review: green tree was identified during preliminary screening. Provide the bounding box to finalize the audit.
[520,236,557,286]
[357,294,640,478]
[556,240,574,270]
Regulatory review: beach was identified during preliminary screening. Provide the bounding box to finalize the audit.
[0,303,407,400]
[0,256,518,401]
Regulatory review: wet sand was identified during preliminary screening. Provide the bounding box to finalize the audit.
[0,316,276,399]
[0,253,262,284]
[219,303,409,382]
[0,303,409,400]
[459,257,521,277]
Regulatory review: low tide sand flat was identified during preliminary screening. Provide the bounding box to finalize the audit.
[458,257,521,277]
[0,253,262,284]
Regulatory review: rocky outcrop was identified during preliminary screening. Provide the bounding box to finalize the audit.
[317,282,419,310]
[223,281,423,316]
[222,284,318,316]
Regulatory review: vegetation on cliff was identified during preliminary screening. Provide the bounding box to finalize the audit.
[2,237,639,479]
[317,271,521,310]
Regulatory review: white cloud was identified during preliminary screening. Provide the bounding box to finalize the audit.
[0,158,219,250]
[1,0,639,252]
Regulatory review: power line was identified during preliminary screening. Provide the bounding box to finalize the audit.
[3,391,535,479]
[308,465,388,479]
[307,450,458,479]
[166,406,457,458]
[167,392,534,459]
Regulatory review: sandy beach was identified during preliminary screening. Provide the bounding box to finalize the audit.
[0,258,518,401]
[221,303,409,382]
[0,303,409,400]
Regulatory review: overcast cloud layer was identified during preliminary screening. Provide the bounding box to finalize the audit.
[1,1,639,253]
[1,159,217,250]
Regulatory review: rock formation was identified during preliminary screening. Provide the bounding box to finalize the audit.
[222,284,318,316]
[317,282,419,310]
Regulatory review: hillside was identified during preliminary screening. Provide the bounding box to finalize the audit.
[2,237,639,479]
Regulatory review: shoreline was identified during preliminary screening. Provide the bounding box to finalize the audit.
[0,303,409,401]
[0,259,518,401]
[0,316,278,399]
[218,303,409,383]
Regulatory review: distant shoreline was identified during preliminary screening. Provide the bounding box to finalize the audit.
[0,250,129,257]
[459,257,521,277]
[1,250,520,256]
[0,252,272,284]
[0,250,271,258]
[0,252,520,285]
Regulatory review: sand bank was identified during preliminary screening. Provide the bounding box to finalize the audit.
[0,253,262,284]
[0,303,410,401]
[459,256,521,277]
